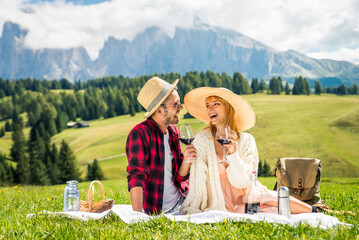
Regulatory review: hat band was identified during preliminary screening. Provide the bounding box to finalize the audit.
[146,82,171,112]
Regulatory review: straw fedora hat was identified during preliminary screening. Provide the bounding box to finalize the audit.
[184,87,256,131]
[138,77,179,118]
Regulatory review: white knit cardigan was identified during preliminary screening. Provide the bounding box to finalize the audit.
[179,129,259,215]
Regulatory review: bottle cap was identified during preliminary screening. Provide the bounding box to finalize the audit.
[278,186,289,198]
[66,180,78,184]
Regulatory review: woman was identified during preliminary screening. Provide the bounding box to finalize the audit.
[179,87,316,215]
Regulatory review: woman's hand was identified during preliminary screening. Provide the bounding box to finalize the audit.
[183,144,197,163]
[224,130,237,155]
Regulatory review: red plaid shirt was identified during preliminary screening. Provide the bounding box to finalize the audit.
[126,117,189,214]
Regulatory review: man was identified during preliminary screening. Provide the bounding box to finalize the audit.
[126,77,196,214]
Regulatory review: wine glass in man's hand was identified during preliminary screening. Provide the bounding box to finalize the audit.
[178,124,195,163]
[216,126,231,163]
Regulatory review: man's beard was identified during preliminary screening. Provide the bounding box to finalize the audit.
[164,109,178,125]
[165,116,178,125]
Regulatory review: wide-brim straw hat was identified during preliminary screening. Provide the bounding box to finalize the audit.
[184,87,256,131]
[138,77,179,118]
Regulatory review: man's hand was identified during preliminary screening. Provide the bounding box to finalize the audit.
[179,144,196,177]
[130,186,143,212]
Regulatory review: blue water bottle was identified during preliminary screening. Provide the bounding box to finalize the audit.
[64,180,80,212]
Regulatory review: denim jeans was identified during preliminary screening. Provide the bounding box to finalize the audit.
[163,195,185,214]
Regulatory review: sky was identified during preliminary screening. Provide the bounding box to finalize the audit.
[0,0,358,64]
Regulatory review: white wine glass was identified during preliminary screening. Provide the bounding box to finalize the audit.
[216,126,231,163]
[178,124,195,163]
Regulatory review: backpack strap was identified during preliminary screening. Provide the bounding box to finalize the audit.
[273,182,278,191]
[296,179,303,198]
[313,203,356,216]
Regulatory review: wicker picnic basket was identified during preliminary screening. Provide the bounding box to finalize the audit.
[80,180,115,213]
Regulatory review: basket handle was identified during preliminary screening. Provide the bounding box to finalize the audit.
[86,180,105,211]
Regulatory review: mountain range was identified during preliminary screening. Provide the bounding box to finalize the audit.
[1,21,358,87]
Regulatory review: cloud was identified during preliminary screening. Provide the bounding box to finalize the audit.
[308,47,359,64]
[0,0,358,64]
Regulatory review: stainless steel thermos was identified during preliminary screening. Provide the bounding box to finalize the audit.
[278,186,291,218]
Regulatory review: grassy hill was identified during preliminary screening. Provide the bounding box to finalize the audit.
[246,94,359,177]
[1,93,359,178]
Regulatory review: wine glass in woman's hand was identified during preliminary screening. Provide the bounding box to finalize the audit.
[216,126,231,163]
[178,124,195,163]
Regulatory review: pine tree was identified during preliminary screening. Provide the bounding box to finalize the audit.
[285,82,290,95]
[263,160,271,177]
[0,158,5,185]
[106,105,115,118]
[39,108,58,137]
[0,127,5,137]
[233,72,251,95]
[43,142,54,184]
[200,71,209,86]
[258,159,273,177]
[129,102,136,117]
[314,80,322,95]
[27,111,36,127]
[259,79,267,92]
[251,78,259,94]
[27,128,48,186]
[220,72,233,91]
[206,71,222,87]
[55,111,70,133]
[0,153,14,184]
[86,164,92,181]
[0,153,8,184]
[60,78,73,89]
[293,76,307,95]
[59,140,81,182]
[86,159,104,181]
[49,143,61,185]
[337,84,348,96]
[278,77,284,92]
[28,149,50,185]
[11,110,30,184]
[349,84,359,95]
[269,77,281,94]
[258,160,263,176]
[5,121,12,132]
[115,93,128,115]
[304,78,311,95]
[0,89,5,99]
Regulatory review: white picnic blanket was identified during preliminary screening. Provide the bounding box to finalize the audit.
[27,209,112,221]
[111,205,351,229]
[33,204,351,229]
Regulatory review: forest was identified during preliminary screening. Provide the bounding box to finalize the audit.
[0,71,358,186]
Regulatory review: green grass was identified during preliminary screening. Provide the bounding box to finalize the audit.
[245,94,359,177]
[0,112,30,156]
[0,178,358,239]
[1,94,359,178]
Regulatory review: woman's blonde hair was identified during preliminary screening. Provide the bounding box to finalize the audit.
[205,96,240,140]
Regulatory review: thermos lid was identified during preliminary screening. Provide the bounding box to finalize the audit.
[66,180,79,184]
[278,186,289,197]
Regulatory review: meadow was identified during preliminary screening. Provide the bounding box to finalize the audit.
[1,93,359,239]
[49,93,359,178]
[1,93,359,178]
[0,177,358,239]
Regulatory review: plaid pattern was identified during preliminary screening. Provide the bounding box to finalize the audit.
[126,118,189,214]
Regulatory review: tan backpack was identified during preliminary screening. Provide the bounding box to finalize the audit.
[274,157,322,205]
